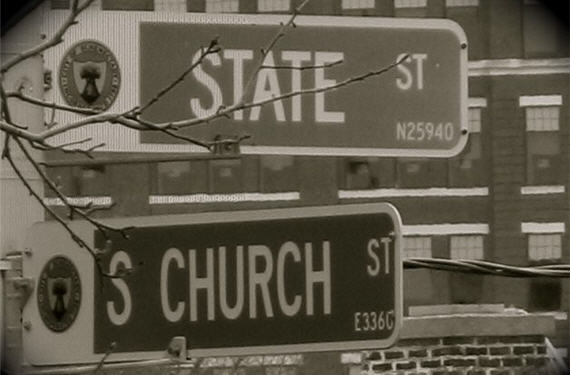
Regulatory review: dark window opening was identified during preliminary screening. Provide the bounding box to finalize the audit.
[102,0,154,11]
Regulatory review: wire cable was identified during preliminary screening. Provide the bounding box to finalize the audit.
[403,258,570,278]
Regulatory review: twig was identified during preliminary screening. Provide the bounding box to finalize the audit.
[13,136,131,240]
[92,342,116,374]
[260,59,343,70]
[227,54,409,118]
[1,0,96,73]
[134,38,221,115]
[230,357,244,375]
[5,90,102,116]
[240,0,311,105]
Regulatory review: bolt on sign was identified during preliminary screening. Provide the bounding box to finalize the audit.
[140,15,468,157]
[23,204,402,364]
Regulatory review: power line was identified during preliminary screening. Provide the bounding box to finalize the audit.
[404,258,570,278]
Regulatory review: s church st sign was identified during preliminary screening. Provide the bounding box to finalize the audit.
[23,204,402,363]
[140,15,468,157]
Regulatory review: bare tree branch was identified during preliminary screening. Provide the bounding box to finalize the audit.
[6,90,102,116]
[92,342,116,374]
[260,59,343,70]
[240,0,311,105]
[0,0,406,286]
[1,0,96,74]
[134,37,221,116]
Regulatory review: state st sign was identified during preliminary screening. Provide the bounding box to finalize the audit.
[23,204,402,364]
[140,15,468,157]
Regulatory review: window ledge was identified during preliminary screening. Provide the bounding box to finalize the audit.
[521,185,565,195]
[339,187,489,199]
[43,196,112,206]
[522,222,566,234]
[403,223,490,236]
[149,192,300,204]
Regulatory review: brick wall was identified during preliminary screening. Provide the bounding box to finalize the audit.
[344,335,554,375]
[92,309,564,375]
[339,309,564,375]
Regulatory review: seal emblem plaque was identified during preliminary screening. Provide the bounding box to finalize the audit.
[59,40,121,110]
[37,256,82,332]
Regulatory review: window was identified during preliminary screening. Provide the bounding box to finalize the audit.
[528,234,562,261]
[397,158,447,188]
[527,233,562,311]
[343,158,395,189]
[260,156,297,193]
[445,0,478,6]
[394,0,427,17]
[257,0,290,12]
[525,105,561,185]
[51,0,70,9]
[345,160,376,190]
[445,3,483,58]
[45,167,75,197]
[523,0,568,57]
[394,0,426,7]
[155,161,207,195]
[450,236,483,259]
[449,106,485,186]
[403,237,432,258]
[75,165,108,196]
[342,0,375,9]
[210,159,241,193]
[46,165,109,198]
[205,0,238,12]
[155,0,186,11]
[102,0,154,10]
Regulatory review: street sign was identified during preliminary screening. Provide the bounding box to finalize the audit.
[23,203,402,364]
[140,15,468,157]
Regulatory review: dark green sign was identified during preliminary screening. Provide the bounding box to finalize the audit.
[94,204,402,356]
[140,16,467,157]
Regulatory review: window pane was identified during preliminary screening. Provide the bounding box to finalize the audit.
[343,158,395,189]
[398,158,447,188]
[526,132,561,185]
[156,161,207,195]
[403,237,432,258]
[394,0,426,7]
[261,156,296,192]
[529,279,561,311]
[523,3,561,57]
[394,0,427,17]
[102,0,154,10]
[449,133,486,187]
[205,0,238,12]
[51,0,70,9]
[446,0,478,6]
[342,0,375,9]
[468,108,481,133]
[528,234,562,261]
[45,167,75,197]
[257,0,290,12]
[72,165,108,196]
[155,0,186,11]
[526,107,559,131]
[211,159,242,193]
[450,235,484,260]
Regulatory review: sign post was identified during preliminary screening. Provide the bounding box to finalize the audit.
[140,15,468,157]
[23,203,402,364]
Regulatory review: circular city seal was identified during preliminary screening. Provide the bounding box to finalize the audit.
[37,256,82,332]
[59,40,121,110]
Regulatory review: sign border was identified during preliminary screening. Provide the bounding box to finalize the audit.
[23,203,402,364]
[140,14,469,158]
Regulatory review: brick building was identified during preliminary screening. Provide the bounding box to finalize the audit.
[2,0,569,341]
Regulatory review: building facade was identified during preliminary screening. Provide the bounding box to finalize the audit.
[5,0,569,319]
